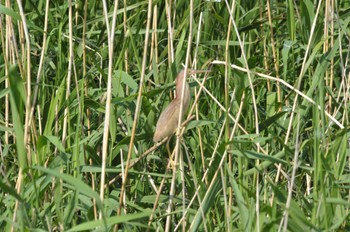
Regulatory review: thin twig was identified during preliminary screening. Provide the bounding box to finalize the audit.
[99,0,119,220]
[116,0,152,222]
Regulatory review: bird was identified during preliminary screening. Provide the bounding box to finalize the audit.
[153,69,190,143]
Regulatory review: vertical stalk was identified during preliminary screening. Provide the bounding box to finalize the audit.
[224,1,235,230]
[115,0,152,230]
[267,0,281,105]
[100,0,119,220]
[166,0,193,230]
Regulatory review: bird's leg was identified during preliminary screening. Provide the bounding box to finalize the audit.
[168,127,185,170]
[166,137,171,159]
[166,136,176,169]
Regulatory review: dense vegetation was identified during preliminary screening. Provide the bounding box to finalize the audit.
[1,0,349,231]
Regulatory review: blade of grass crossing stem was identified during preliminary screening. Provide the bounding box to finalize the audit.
[229,170,251,231]
[334,131,347,179]
[32,166,108,230]
[190,178,220,231]
[67,210,151,231]
[8,65,27,169]
[303,39,339,107]
[286,0,295,40]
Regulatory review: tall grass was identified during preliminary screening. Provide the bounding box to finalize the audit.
[0,0,349,231]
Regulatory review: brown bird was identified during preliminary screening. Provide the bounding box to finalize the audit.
[153,69,190,143]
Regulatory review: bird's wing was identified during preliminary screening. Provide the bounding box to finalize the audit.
[153,101,180,142]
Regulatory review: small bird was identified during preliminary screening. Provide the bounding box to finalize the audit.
[153,69,190,142]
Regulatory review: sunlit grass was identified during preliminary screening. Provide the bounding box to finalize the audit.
[0,0,349,231]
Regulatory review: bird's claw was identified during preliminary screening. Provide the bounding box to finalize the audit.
[175,127,181,137]
[169,158,176,170]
